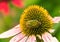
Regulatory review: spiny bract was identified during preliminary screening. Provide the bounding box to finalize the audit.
[20,5,53,36]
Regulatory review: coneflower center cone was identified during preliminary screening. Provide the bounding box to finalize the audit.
[20,5,53,36]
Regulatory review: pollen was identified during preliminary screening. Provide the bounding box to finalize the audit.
[20,5,53,36]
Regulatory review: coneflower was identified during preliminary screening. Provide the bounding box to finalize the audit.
[0,5,60,42]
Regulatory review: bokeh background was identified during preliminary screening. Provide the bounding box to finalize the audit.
[0,0,60,42]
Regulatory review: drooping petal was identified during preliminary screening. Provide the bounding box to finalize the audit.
[42,32,58,42]
[37,35,41,39]
[27,35,36,42]
[48,29,55,33]
[53,17,60,23]
[12,0,24,8]
[0,24,21,38]
[20,36,28,42]
[51,37,58,42]
[42,33,50,42]
[10,33,25,42]
[0,2,9,15]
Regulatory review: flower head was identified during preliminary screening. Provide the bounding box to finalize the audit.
[0,5,60,42]
[20,5,53,36]
[0,0,23,15]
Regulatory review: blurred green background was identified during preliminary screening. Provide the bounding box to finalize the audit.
[0,0,60,42]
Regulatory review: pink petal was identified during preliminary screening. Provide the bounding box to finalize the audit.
[27,35,36,42]
[10,33,26,42]
[48,29,55,33]
[20,36,28,42]
[53,17,60,23]
[0,2,9,15]
[51,37,58,42]
[37,35,41,39]
[42,32,58,42]
[0,24,21,38]
[12,0,24,8]
[42,33,50,42]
